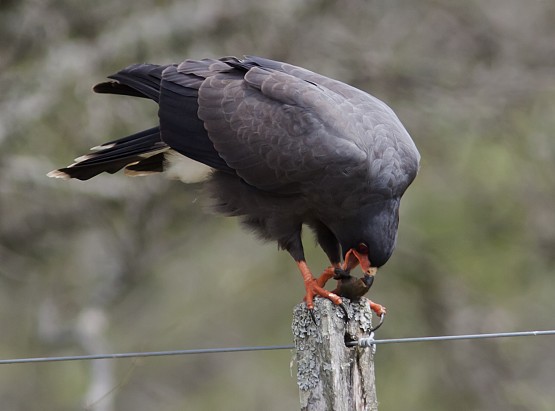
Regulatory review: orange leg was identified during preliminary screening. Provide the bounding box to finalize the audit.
[297,261,343,310]
[314,264,340,288]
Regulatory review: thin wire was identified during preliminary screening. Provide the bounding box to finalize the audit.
[1,329,555,365]
[348,329,555,347]
[0,345,295,365]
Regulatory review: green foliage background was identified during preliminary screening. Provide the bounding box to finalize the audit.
[1,1,555,410]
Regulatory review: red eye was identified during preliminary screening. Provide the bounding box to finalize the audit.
[357,243,369,254]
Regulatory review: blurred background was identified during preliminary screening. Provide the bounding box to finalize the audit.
[1,0,555,410]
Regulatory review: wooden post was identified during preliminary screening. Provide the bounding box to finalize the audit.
[292,297,378,411]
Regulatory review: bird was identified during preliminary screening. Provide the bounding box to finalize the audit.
[48,56,420,317]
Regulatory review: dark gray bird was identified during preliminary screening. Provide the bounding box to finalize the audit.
[48,56,420,313]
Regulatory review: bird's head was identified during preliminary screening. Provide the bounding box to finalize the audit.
[330,197,401,274]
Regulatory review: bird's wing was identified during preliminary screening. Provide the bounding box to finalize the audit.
[157,57,419,196]
[242,56,421,195]
[155,62,233,171]
[160,58,368,194]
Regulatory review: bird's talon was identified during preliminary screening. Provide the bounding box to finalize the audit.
[308,308,317,325]
[339,302,350,320]
[369,301,386,316]
[370,312,385,332]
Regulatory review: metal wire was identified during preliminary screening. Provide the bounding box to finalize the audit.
[349,329,555,348]
[1,329,555,365]
[0,345,295,365]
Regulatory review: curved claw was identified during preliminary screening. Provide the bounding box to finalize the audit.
[370,312,385,332]
[338,302,350,320]
[308,307,318,325]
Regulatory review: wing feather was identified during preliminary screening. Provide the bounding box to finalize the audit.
[194,64,368,193]
[155,56,419,197]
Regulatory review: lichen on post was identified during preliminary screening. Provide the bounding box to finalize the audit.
[292,297,378,411]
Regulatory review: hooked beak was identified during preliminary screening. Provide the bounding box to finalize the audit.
[344,249,378,276]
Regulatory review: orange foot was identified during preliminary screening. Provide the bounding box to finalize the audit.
[296,261,348,320]
[369,300,386,316]
[297,261,342,309]
[369,300,386,331]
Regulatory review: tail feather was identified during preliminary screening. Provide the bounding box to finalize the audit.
[48,127,168,181]
[91,125,160,150]
[49,62,227,182]
[124,153,165,176]
[77,130,166,163]
[93,64,172,102]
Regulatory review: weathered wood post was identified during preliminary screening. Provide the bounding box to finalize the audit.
[292,297,378,411]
